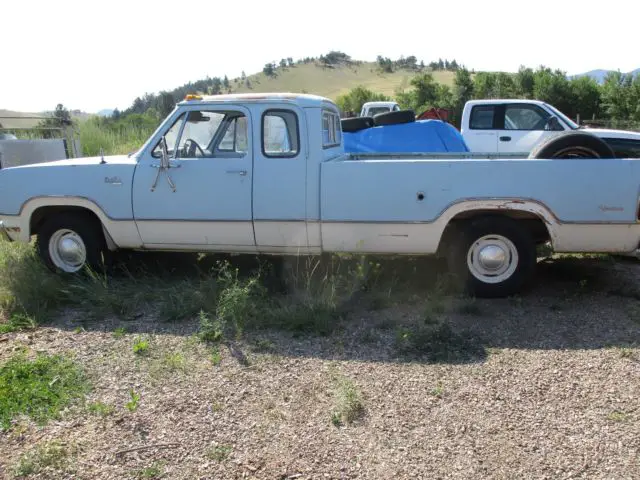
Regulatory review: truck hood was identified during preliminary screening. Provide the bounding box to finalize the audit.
[580,127,640,140]
[0,154,138,217]
[6,154,137,170]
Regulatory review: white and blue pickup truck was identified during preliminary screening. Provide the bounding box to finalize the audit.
[1,92,640,298]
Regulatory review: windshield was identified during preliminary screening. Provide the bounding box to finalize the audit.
[544,103,579,130]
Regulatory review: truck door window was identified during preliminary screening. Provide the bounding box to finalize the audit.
[262,110,299,158]
[504,104,551,130]
[469,106,495,129]
[176,111,225,157]
[218,116,248,154]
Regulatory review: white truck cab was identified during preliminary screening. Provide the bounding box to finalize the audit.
[360,101,400,117]
[460,99,640,157]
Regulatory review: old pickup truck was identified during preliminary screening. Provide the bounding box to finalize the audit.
[1,92,640,298]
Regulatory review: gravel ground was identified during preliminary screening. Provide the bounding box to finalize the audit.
[0,255,639,479]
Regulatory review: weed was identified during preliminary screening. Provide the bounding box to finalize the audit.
[0,313,37,334]
[430,382,445,398]
[210,346,222,366]
[125,389,141,412]
[198,310,224,343]
[0,352,89,430]
[87,401,115,417]
[161,352,187,372]
[607,410,629,422]
[133,338,150,355]
[135,461,165,479]
[13,440,71,477]
[206,444,232,462]
[113,327,127,338]
[330,374,365,426]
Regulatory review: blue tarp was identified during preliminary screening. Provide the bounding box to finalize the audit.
[342,119,469,154]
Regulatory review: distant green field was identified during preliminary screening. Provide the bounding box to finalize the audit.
[230,62,456,101]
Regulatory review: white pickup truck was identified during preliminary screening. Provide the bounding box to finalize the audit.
[2,92,640,298]
[460,99,640,157]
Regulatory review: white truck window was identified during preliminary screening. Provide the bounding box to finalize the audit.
[177,111,225,157]
[504,104,549,130]
[262,110,299,157]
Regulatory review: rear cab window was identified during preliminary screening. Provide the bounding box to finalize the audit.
[322,109,342,148]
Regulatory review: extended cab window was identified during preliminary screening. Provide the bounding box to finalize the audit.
[322,109,342,148]
[469,106,495,130]
[262,110,299,157]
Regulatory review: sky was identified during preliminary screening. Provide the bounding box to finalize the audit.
[1,0,638,113]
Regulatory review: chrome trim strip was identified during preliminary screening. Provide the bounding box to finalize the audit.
[3,196,638,226]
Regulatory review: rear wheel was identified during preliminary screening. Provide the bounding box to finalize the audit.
[36,213,107,274]
[447,216,537,298]
[528,131,616,159]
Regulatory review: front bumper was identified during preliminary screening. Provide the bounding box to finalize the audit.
[0,221,13,242]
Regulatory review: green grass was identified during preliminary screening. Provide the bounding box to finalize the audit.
[0,352,89,430]
[78,120,154,156]
[330,373,365,427]
[206,444,232,462]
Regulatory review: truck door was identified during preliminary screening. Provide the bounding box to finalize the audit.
[463,104,499,152]
[251,105,310,253]
[131,105,256,249]
[497,103,563,154]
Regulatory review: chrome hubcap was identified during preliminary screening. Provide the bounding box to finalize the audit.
[49,229,87,272]
[467,235,518,284]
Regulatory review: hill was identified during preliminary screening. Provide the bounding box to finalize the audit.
[228,61,456,100]
[0,109,91,129]
[570,68,640,84]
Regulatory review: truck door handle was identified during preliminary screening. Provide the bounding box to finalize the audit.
[499,136,511,142]
[226,170,247,176]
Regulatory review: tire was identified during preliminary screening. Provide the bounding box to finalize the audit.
[372,109,416,127]
[447,216,537,298]
[341,116,374,133]
[35,212,107,274]
[528,131,616,159]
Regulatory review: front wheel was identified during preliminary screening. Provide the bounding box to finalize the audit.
[447,217,537,298]
[36,213,107,274]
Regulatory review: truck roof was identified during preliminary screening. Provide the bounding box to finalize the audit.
[178,92,338,108]
[465,99,547,106]
[362,101,399,107]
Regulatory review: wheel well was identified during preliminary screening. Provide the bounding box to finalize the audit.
[30,206,102,237]
[437,210,551,256]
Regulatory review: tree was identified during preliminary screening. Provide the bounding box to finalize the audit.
[223,75,230,89]
[514,66,535,98]
[37,103,73,138]
[569,76,601,120]
[241,70,246,80]
[279,59,287,69]
[263,63,275,76]
[156,92,175,117]
[452,68,475,124]
[335,86,390,115]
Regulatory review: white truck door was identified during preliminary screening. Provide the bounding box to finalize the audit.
[498,103,562,154]
[131,106,256,249]
[462,104,499,152]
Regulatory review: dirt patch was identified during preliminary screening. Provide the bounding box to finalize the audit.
[1,254,639,479]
